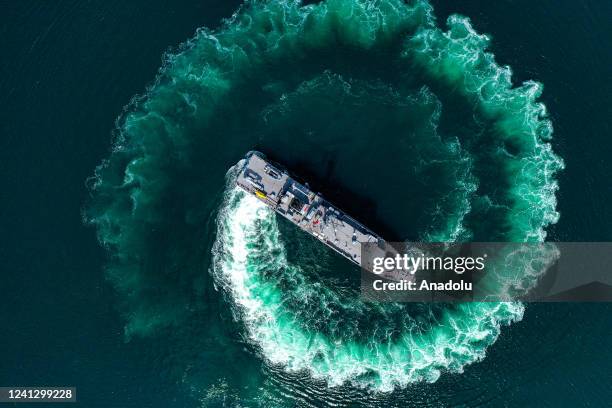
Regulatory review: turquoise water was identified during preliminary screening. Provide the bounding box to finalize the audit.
[87,0,564,401]
[2,0,611,406]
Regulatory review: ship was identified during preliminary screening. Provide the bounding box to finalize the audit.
[236,151,387,267]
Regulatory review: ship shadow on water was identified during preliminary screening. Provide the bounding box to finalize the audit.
[262,149,404,242]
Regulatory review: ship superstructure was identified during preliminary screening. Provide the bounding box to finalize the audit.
[236,151,386,266]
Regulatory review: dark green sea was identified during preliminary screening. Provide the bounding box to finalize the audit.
[1,0,611,406]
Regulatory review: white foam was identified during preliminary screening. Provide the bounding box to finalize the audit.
[211,184,523,392]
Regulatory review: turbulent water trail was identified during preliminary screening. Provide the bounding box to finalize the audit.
[86,0,563,395]
[212,178,524,391]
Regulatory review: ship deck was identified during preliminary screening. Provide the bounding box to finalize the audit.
[236,152,384,266]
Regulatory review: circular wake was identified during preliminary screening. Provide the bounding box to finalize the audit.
[86,0,563,395]
[213,183,525,391]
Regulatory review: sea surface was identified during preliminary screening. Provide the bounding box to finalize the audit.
[1,1,611,407]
